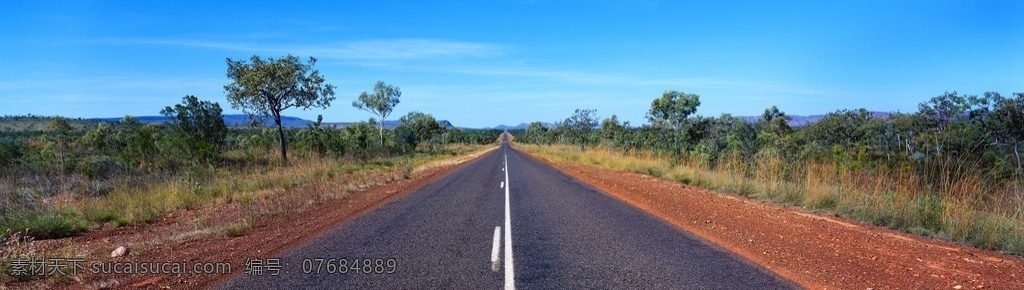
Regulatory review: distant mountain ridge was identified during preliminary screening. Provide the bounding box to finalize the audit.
[736,111,890,127]
[501,112,891,129]
[79,111,894,131]
[490,122,555,130]
[91,115,314,127]
[89,115,455,129]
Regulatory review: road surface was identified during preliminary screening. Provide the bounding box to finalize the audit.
[219,137,796,289]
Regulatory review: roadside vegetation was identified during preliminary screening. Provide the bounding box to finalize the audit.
[0,113,498,240]
[0,54,502,279]
[514,91,1024,256]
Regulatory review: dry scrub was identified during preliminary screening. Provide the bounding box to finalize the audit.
[520,144,1024,256]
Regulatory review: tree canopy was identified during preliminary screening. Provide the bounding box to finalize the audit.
[647,90,701,130]
[394,111,444,153]
[565,109,598,150]
[353,81,401,154]
[225,54,336,164]
[160,95,227,165]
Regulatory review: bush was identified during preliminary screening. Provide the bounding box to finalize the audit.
[0,137,24,167]
[160,95,228,165]
[82,155,123,180]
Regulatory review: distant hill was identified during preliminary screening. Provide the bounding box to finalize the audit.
[324,120,454,130]
[502,112,892,130]
[86,115,460,131]
[89,114,314,128]
[87,115,455,129]
[491,122,555,130]
[5,110,895,133]
[0,115,101,132]
[737,111,890,127]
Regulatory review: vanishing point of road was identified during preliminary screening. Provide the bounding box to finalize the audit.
[219,136,796,289]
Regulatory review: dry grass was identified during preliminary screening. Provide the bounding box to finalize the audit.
[520,144,1024,256]
[1,144,497,242]
[84,144,495,225]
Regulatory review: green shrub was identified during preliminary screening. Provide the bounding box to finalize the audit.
[0,137,24,167]
[82,155,124,180]
[1,212,79,240]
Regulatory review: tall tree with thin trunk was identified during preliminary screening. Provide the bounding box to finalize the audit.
[353,81,401,154]
[565,109,598,151]
[646,90,700,156]
[993,93,1024,170]
[225,55,335,164]
[47,116,72,172]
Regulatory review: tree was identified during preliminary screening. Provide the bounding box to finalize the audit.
[47,116,73,172]
[80,122,112,155]
[600,115,629,149]
[647,90,701,130]
[992,93,1024,170]
[918,91,970,132]
[757,106,792,150]
[916,91,992,160]
[160,95,228,165]
[564,109,598,151]
[523,122,549,144]
[803,109,873,148]
[646,90,701,156]
[342,121,376,162]
[225,55,336,164]
[119,115,158,169]
[296,115,328,156]
[394,111,443,153]
[0,137,25,167]
[353,81,401,154]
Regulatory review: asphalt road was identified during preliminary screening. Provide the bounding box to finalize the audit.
[219,137,797,289]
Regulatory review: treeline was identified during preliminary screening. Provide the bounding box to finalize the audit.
[513,91,1024,252]
[1,54,503,244]
[0,54,501,179]
[0,108,499,178]
[516,91,1024,182]
[0,95,497,241]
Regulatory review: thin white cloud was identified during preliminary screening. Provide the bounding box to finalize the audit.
[435,66,847,97]
[302,39,506,60]
[95,38,255,51]
[0,76,221,92]
[95,38,508,61]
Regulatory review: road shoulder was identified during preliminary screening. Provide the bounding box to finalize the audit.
[13,147,497,290]
[520,148,1024,289]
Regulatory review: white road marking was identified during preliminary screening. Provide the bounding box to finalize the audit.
[500,181,504,189]
[491,226,501,272]
[504,153,515,290]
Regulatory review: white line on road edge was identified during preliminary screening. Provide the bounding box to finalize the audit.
[503,153,515,290]
[491,226,501,272]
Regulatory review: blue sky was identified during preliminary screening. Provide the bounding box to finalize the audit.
[2,1,1022,128]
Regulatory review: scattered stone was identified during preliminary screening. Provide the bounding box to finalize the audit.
[111,246,128,258]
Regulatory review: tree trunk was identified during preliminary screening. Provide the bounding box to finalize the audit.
[274,111,288,165]
[1014,139,1021,171]
[378,121,385,156]
[57,136,66,172]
